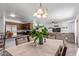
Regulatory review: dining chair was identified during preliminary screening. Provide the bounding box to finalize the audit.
[61,46,67,56]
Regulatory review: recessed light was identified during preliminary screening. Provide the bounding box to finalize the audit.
[10,13,16,17]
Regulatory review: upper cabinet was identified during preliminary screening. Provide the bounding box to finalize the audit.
[6,21,33,30]
[23,23,32,30]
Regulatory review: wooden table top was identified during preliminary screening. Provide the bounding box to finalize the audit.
[6,39,63,56]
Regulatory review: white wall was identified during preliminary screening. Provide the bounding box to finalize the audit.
[76,16,79,46]
[0,17,5,34]
[58,20,75,33]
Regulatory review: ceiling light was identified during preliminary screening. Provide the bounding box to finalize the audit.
[10,13,16,17]
[33,3,48,18]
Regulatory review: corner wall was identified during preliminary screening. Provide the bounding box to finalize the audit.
[0,17,5,34]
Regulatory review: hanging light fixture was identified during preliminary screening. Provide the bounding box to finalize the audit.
[33,3,48,18]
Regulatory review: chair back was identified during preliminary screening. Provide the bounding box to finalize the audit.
[61,46,67,56]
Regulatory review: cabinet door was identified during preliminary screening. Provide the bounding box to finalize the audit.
[12,25,17,32]
[12,25,17,37]
[6,25,11,32]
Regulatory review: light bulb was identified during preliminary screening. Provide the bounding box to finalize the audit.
[37,15,41,18]
[37,8,44,14]
[33,12,37,16]
[43,13,48,18]
[43,15,47,18]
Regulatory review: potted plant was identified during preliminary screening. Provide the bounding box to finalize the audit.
[31,25,48,45]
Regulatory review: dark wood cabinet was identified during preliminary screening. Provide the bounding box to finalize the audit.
[23,23,32,30]
[6,21,33,32]
[6,22,33,30]
[17,23,32,30]
[17,24,23,30]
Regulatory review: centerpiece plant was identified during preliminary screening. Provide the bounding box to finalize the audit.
[31,24,48,45]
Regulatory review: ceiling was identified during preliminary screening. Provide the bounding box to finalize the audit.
[0,3,79,24]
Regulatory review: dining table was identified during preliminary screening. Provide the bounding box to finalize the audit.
[5,39,63,56]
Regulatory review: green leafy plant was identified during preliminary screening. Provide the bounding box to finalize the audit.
[31,25,48,45]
